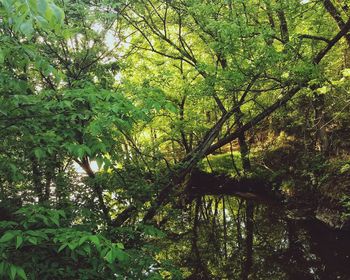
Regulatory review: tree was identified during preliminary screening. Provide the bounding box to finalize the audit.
[1,0,350,279]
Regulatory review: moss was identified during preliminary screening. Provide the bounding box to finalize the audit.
[199,151,242,176]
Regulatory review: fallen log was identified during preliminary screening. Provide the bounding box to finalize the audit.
[185,169,280,203]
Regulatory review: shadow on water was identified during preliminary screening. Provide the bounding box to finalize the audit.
[164,196,350,280]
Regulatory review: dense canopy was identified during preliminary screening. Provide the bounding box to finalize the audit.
[0,0,350,279]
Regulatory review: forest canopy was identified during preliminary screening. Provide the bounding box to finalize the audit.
[0,0,350,279]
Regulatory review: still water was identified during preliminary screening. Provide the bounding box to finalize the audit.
[162,196,350,280]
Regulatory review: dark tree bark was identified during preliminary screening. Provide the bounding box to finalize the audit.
[179,95,191,153]
[79,157,111,224]
[323,0,350,67]
[277,7,289,43]
[235,109,251,173]
[186,170,277,203]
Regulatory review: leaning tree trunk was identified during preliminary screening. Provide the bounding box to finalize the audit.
[323,0,350,67]
[113,21,350,226]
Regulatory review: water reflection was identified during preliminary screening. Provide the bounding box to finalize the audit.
[163,196,350,280]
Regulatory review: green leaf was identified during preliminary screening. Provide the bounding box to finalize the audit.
[104,246,128,263]
[26,230,48,240]
[0,262,5,274]
[1,0,11,10]
[317,86,328,94]
[77,146,85,158]
[43,6,51,24]
[68,242,78,251]
[340,164,350,174]
[37,0,48,15]
[57,210,66,218]
[104,250,114,263]
[28,237,37,245]
[49,3,64,23]
[10,265,17,280]
[116,242,124,249]
[343,68,350,77]
[0,48,4,64]
[100,247,109,258]
[17,267,27,280]
[0,232,15,243]
[19,21,34,37]
[142,225,166,238]
[0,221,17,230]
[58,243,67,252]
[114,248,128,262]
[35,15,48,27]
[16,235,23,249]
[89,235,100,246]
[78,236,88,246]
[34,148,45,159]
[49,215,59,226]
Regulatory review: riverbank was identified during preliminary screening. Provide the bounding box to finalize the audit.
[201,132,350,230]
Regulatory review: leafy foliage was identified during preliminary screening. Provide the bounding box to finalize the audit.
[1,0,350,279]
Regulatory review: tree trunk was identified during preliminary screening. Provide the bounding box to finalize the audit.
[238,131,251,172]
[323,0,350,67]
[113,22,350,226]
[31,157,44,202]
[314,93,328,153]
[80,157,111,224]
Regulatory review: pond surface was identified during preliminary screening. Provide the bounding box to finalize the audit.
[163,196,350,280]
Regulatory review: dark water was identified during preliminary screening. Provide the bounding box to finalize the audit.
[163,196,350,280]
